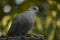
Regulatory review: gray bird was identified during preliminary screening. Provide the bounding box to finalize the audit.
[7,6,39,37]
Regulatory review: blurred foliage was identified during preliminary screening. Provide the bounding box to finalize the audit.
[0,0,60,40]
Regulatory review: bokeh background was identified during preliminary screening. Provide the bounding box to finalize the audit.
[0,0,60,40]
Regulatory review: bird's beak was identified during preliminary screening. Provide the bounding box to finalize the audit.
[37,10,41,14]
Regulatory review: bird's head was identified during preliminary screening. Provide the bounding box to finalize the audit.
[28,6,39,13]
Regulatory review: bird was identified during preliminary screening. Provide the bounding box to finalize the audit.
[7,6,39,37]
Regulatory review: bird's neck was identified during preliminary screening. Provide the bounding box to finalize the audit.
[27,11,36,16]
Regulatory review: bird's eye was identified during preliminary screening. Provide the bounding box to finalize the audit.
[33,7,37,10]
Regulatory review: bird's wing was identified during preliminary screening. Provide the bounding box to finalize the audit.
[17,15,34,35]
[17,20,32,35]
[7,18,20,36]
